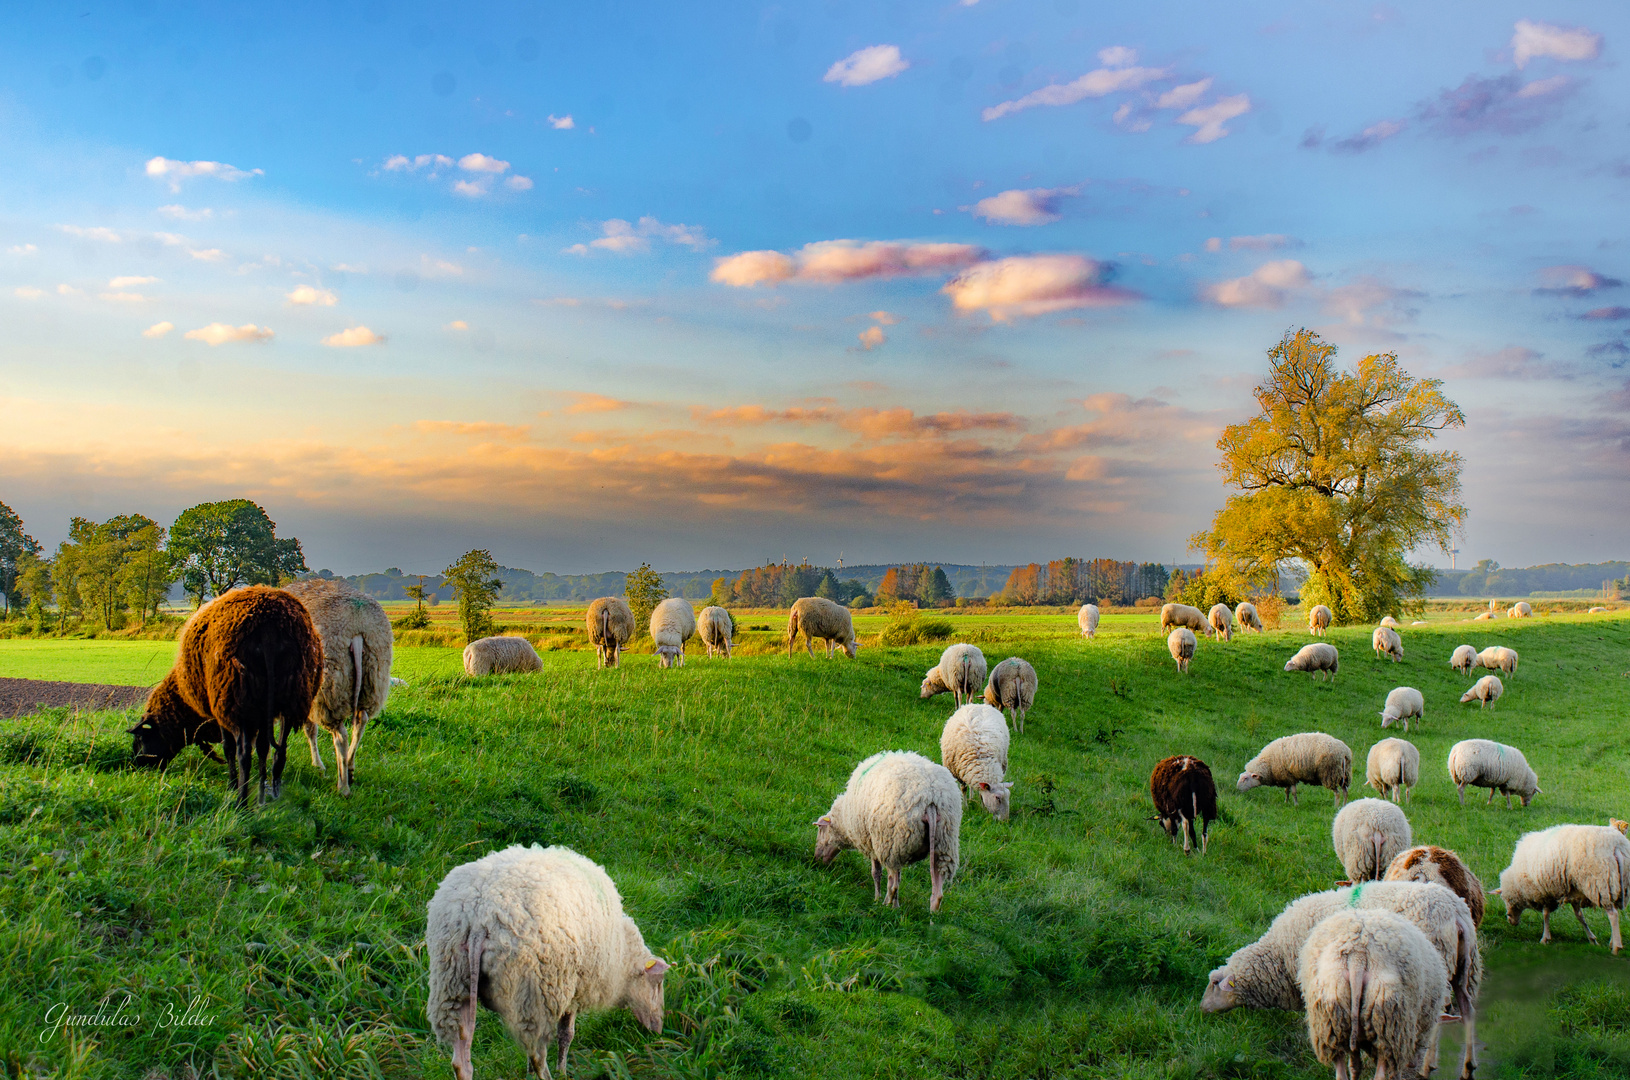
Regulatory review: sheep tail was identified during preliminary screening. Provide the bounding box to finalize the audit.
[466,926,485,1034]
[349,635,365,724]
[1347,954,1367,1058]
[786,608,800,654]
[1371,832,1385,882]
[449,926,485,1080]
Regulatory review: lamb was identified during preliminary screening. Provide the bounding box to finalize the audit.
[1284,642,1339,681]
[1167,627,1196,674]
[1160,602,1212,636]
[1370,625,1403,663]
[1077,602,1100,638]
[939,704,1012,821]
[649,597,696,668]
[786,596,859,659]
[425,844,670,1080]
[1365,738,1420,804]
[1237,732,1353,807]
[1386,846,1487,928]
[982,656,1037,733]
[1509,601,1533,618]
[1379,615,1400,628]
[585,597,635,669]
[129,586,321,807]
[1478,645,1518,675]
[283,578,392,796]
[1150,755,1218,855]
[1496,824,1630,953]
[1299,908,1450,1080]
[697,605,734,658]
[1446,738,1540,808]
[1449,644,1478,677]
[1235,601,1264,632]
[1378,686,1424,733]
[463,636,543,676]
[921,643,987,705]
[1459,675,1503,710]
[1308,604,1333,635]
[1333,798,1413,883]
[814,750,961,911]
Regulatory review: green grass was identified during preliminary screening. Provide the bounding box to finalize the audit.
[0,639,180,685]
[2,614,1629,1078]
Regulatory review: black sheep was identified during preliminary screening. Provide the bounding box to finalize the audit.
[1149,755,1218,855]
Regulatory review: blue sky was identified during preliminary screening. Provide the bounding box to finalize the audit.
[2,1,1626,573]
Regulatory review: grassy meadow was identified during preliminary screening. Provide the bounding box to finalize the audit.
[2,609,1628,1078]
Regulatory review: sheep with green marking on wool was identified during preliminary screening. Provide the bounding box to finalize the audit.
[1497,824,1630,954]
[1478,645,1518,675]
[814,750,961,912]
[940,703,1012,821]
[1460,675,1503,710]
[982,656,1037,732]
[649,597,696,668]
[1333,798,1413,883]
[921,642,987,706]
[1365,738,1420,804]
[1379,686,1424,732]
[1237,732,1352,807]
[1446,738,1539,808]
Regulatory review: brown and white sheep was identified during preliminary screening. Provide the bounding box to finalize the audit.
[1150,755,1218,855]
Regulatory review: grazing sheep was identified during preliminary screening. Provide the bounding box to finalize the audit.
[283,578,392,796]
[921,643,987,706]
[1488,598,1499,612]
[649,597,696,668]
[1378,686,1424,733]
[1509,601,1533,618]
[1379,615,1400,628]
[426,844,670,1080]
[1460,675,1503,710]
[1238,733,1353,807]
[814,750,961,911]
[982,656,1037,733]
[1078,603,1100,639]
[464,636,543,676]
[697,605,734,658]
[1447,738,1540,809]
[1299,909,1450,1080]
[586,597,635,669]
[1235,601,1264,633]
[1472,611,1495,621]
[1208,604,1234,641]
[1371,625,1403,663]
[940,704,1012,821]
[1449,644,1478,677]
[1285,642,1340,681]
[1333,798,1413,883]
[1478,645,1518,675]
[1589,606,1609,614]
[1412,620,1427,626]
[1386,846,1487,928]
[129,586,321,807]
[786,596,859,659]
[1308,604,1333,635]
[1150,755,1218,855]
[1365,738,1420,805]
[1167,627,1196,674]
[1496,824,1630,954]
[1161,602,1213,636]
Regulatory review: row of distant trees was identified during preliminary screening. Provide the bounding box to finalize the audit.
[992,559,1171,607]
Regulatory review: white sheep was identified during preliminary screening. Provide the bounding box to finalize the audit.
[425,844,669,1080]
[1308,604,1333,635]
[921,643,987,706]
[814,750,961,911]
[1378,686,1424,733]
[1589,606,1609,614]
[1478,645,1518,675]
[1386,846,1487,928]
[940,703,1012,821]
[1160,602,1213,637]
[1380,615,1400,628]
[982,656,1037,733]
[786,596,859,659]
[1208,603,1233,641]
[1237,732,1353,807]
[696,605,734,658]
[1488,598,1499,612]
[1235,601,1264,633]
[1496,824,1630,954]
[1449,644,1478,677]
[1509,601,1533,618]
[1371,625,1403,663]
[1472,611,1495,621]
[1284,642,1339,681]
[1459,675,1503,710]
[283,578,393,796]
[649,597,696,668]
[1077,602,1100,639]
[1447,738,1540,808]
[1365,738,1420,804]
[1299,908,1450,1080]
[586,597,635,669]
[1333,798,1413,883]
[1167,626,1196,674]
[463,636,544,676]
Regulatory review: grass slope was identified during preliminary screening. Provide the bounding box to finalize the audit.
[2,615,1628,1079]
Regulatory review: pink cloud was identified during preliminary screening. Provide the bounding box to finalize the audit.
[942,254,1139,322]
[711,240,985,287]
[1203,260,1310,308]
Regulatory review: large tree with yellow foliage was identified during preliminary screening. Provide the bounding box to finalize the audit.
[1193,329,1466,624]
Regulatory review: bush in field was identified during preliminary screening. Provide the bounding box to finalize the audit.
[626,562,668,638]
[878,602,955,646]
[442,549,502,642]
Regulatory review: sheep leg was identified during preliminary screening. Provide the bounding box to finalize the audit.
[1607,909,1622,954]
[1570,903,1600,946]
[804,636,816,658]
[331,730,351,796]
[451,928,484,1080]
[1487,787,1496,805]
[1541,907,1552,944]
[870,859,882,901]
[1287,784,1298,806]
[1180,817,1192,855]
[305,723,326,770]
[269,713,294,802]
[223,730,242,803]
[345,714,367,788]
[926,803,945,912]
[556,1012,575,1076]
[1505,792,1513,810]
[885,867,901,907]
[1457,782,1466,807]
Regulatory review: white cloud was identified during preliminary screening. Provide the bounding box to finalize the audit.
[713,240,985,286]
[1204,237,1223,253]
[446,320,469,330]
[420,255,464,278]
[287,284,338,306]
[1517,75,1570,99]
[9,243,38,255]
[13,286,44,299]
[458,153,511,174]
[858,325,887,350]
[1226,234,1294,251]
[941,254,1138,321]
[188,247,226,262]
[562,243,591,256]
[142,321,174,338]
[56,283,81,296]
[1098,46,1139,68]
[1155,78,1212,110]
[145,156,263,192]
[157,204,212,221]
[333,263,367,273]
[1176,94,1251,143]
[982,55,1170,122]
[572,216,713,255]
[58,224,122,243]
[452,179,491,197]
[99,291,150,303]
[505,175,534,191]
[547,114,575,130]
[383,154,454,172]
[185,322,273,345]
[868,310,899,325]
[321,325,385,347]
[1203,259,1310,307]
[824,44,910,87]
[1511,19,1601,68]
[969,186,1080,226]
[108,275,159,288]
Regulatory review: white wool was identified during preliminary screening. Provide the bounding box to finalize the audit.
[1378,686,1424,732]
[1477,645,1518,675]
[1498,824,1630,954]
[1235,601,1264,632]
[1380,615,1400,628]
[1449,644,1478,676]
[1365,738,1420,804]
[1284,642,1339,680]
[1460,674,1503,709]
[586,597,635,669]
[1371,625,1403,662]
[982,656,1038,732]
[1167,626,1196,673]
[816,750,962,911]
[1308,604,1333,635]
[463,636,543,676]
[786,596,859,659]
[283,578,393,796]
[697,605,734,658]
[940,703,1013,820]
[1447,738,1539,808]
[1161,603,1212,637]
[649,597,696,668]
[1208,603,1234,641]
[921,643,987,704]
[1509,601,1533,618]
[1237,732,1352,806]
[1332,797,1413,882]
[1077,603,1101,638]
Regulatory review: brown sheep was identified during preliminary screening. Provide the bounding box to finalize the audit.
[1150,755,1218,855]
[1384,845,1487,928]
[129,586,321,807]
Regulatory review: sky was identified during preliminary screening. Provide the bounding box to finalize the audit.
[1,1,1627,575]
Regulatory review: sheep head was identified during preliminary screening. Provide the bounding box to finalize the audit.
[977,779,1013,821]
[128,716,187,768]
[813,811,845,864]
[1200,967,1239,1013]
[620,920,670,1034]
[1236,771,1264,792]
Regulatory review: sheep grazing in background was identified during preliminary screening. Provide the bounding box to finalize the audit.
[1478,645,1518,676]
[129,586,321,807]
[940,704,1012,821]
[463,636,543,676]
[1449,644,1478,677]
[1298,909,1450,1080]
[814,750,961,912]
[1308,604,1332,636]
[1077,602,1100,639]
[1496,824,1630,954]
[1379,686,1424,732]
[1447,738,1540,809]
[786,596,860,659]
[1284,642,1339,681]
[586,596,635,669]
[1371,625,1403,663]
[697,605,734,658]
[1208,604,1233,641]
[1379,615,1400,628]
[1365,738,1420,804]
[982,656,1037,733]
[649,597,696,668]
[921,643,987,705]
[1509,601,1533,618]
[1161,602,1212,637]
[1488,598,1500,612]
[283,578,392,796]
[1237,733,1353,807]
[1386,846,1487,928]
[1472,611,1495,621]
[1150,755,1218,855]
[1589,606,1610,614]
[1235,601,1264,633]
[1460,675,1503,710]
[1167,627,1196,674]
[426,844,670,1080]
[1333,798,1413,883]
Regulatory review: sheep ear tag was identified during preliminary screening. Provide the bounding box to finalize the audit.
[814,815,832,827]
[645,958,670,978]
[977,782,990,791]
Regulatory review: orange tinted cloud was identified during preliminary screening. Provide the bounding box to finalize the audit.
[942,255,1139,321]
[693,404,1023,439]
[565,392,632,414]
[712,240,985,287]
